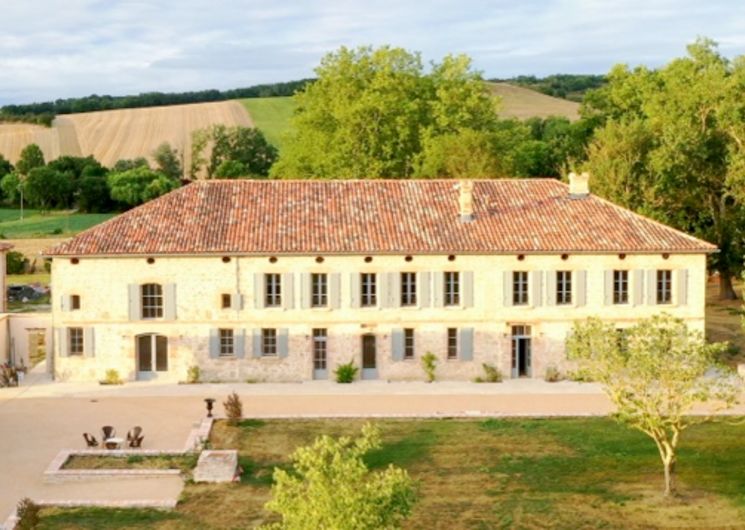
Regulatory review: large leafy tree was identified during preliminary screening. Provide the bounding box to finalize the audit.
[191,125,277,179]
[107,167,179,207]
[263,424,416,530]
[0,154,13,179]
[23,167,73,209]
[583,39,745,298]
[567,315,740,496]
[152,142,183,180]
[270,46,499,179]
[15,143,45,176]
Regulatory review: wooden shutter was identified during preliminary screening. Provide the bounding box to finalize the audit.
[391,329,404,361]
[209,329,219,359]
[58,328,68,358]
[677,269,688,306]
[83,327,95,358]
[546,271,557,306]
[61,295,69,312]
[278,328,289,358]
[128,284,140,320]
[230,293,243,311]
[503,271,512,306]
[350,273,360,308]
[603,271,613,305]
[329,273,341,309]
[235,329,246,359]
[282,273,294,309]
[433,271,444,307]
[647,270,657,305]
[462,271,474,308]
[253,273,263,309]
[252,329,262,358]
[418,272,431,307]
[388,272,400,308]
[531,271,543,307]
[300,273,310,309]
[459,328,474,361]
[576,271,587,307]
[631,270,643,306]
[163,284,177,320]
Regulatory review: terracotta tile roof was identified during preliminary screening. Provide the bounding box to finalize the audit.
[46,179,716,256]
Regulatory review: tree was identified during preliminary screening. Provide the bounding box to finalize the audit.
[413,128,501,178]
[567,314,740,496]
[583,38,745,299]
[111,157,149,173]
[263,424,416,530]
[107,167,179,207]
[0,172,21,205]
[23,167,73,209]
[270,46,499,179]
[190,125,277,179]
[78,174,113,212]
[0,154,13,179]
[153,142,183,180]
[14,144,44,176]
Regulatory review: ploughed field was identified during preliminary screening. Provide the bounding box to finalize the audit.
[37,417,745,529]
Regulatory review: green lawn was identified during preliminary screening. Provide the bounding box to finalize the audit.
[37,417,745,529]
[0,209,114,239]
[239,97,295,151]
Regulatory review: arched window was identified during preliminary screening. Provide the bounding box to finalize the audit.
[141,283,163,319]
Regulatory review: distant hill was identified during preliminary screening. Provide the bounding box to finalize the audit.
[488,83,580,121]
[492,74,605,102]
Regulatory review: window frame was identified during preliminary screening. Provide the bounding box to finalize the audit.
[221,293,231,309]
[513,271,529,306]
[311,273,328,308]
[219,328,235,357]
[70,294,81,311]
[556,271,572,305]
[656,270,672,305]
[404,328,415,360]
[444,271,460,306]
[401,272,417,307]
[613,270,629,305]
[261,328,277,357]
[68,327,84,356]
[312,328,327,370]
[265,273,282,308]
[447,328,458,360]
[360,273,377,307]
[141,283,164,319]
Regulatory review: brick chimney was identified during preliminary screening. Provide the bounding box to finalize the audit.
[568,172,590,198]
[458,180,474,222]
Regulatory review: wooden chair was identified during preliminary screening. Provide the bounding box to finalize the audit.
[126,426,142,444]
[83,433,98,448]
[102,426,116,440]
[129,435,144,448]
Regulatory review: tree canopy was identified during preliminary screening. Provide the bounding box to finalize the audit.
[107,166,179,206]
[191,125,277,179]
[15,144,45,176]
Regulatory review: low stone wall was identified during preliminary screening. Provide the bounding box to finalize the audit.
[43,449,187,483]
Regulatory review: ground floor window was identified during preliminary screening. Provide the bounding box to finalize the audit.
[447,328,458,359]
[262,329,277,356]
[68,327,83,355]
[313,328,327,370]
[219,329,234,356]
[404,328,415,359]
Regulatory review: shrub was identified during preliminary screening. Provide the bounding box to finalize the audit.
[223,392,243,425]
[421,352,437,383]
[101,369,123,385]
[16,497,40,530]
[566,368,595,383]
[544,365,562,382]
[474,363,503,383]
[186,365,200,384]
[0,363,19,387]
[6,250,28,275]
[334,361,358,383]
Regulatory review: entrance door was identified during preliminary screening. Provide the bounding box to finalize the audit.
[312,329,328,380]
[136,334,168,380]
[361,334,377,380]
[511,325,532,378]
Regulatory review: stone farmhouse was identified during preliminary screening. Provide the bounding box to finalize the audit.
[46,175,715,383]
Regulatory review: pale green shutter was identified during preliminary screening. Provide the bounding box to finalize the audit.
[164,284,177,320]
[531,271,543,307]
[252,329,262,358]
[433,272,444,307]
[604,271,613,305]
[391,329,404,361]
[647,270,657,305]
[329,273,341,309]
[235,329,246,359]
[84,327,95,358]
[350,273,360,308]
[503,271,512,306]
[128,284,140,320]
[282,274,294,309]
[462,271,474,308]
[418,272,431,307]
[546,271,557,306]
[677,269,688,306]
[576,271,587,306]
[253,274,263,309]
[209,329,219,358]
[278,329,289,358]
[459,328,474,361]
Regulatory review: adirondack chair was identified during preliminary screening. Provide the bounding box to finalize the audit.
[126,426,142,443]
[83,433,99,448]
[102,425,116,440]
[129,435,144,448]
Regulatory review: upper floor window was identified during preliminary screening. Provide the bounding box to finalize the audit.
[219,329,234,357]
[68,327,84,356]
[265,274,281,308]
[444,272,460,306]
[71,295,81,311]
[656,270,672,304]
[361,273,377,307]
[262,328,277,356]
[401,272,417,306]
[613,270,629,304]
[513,271,528,306]
[557,271,572,305]
[447,328,458,359]
[221,293,231,309]
[312,273,328,307]
[141,283,163,319]
[404,328,415,359]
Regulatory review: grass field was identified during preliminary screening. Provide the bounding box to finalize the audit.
[239,97,295,150]
[489,83,580,121]
[37,417,745,529]
[0,209,113,239]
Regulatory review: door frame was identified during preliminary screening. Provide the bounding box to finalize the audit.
[361,334,377,380]
[136,333,169,380]
[510,325,532,378]
[312,329,328,380]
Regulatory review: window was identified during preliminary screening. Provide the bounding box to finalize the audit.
[141,283,163,319]
[447,328,458,359]
[361,273,377,307]
[312,273,328,307]
[557,271,572,305]
[262,329,277,356]
[265,274,281,307]
[313,328,327,370]
[613,270,629,304]
[221,293,231,309]
[513,271,528,305]
[657,270,672,304]
[70,295,81,310]
[219,329,234,357]
[444,272,460,306]
[401,272,417,306]
[404,328,415,359]
[68,327,83,356]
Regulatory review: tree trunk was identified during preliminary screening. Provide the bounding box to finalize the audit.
[718,272,738,301]
[663,456,676,496]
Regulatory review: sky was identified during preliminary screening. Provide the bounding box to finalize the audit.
[1,0,744,105]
